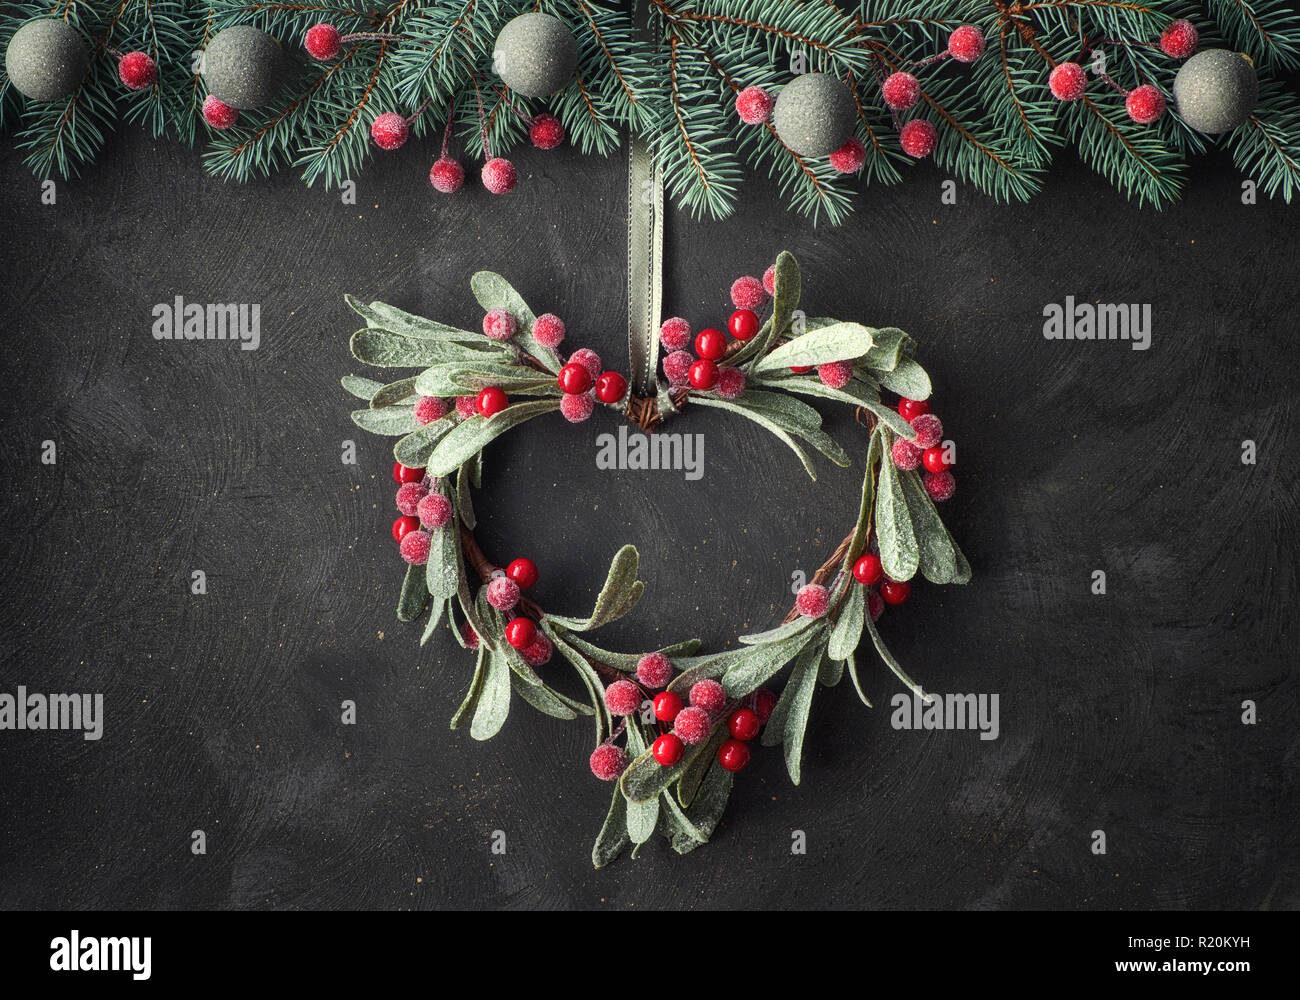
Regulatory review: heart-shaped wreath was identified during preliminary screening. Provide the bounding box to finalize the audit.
[341,251,970,866]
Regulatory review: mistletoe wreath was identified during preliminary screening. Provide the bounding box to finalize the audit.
[342,236,971,866]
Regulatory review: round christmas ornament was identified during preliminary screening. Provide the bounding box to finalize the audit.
[4,18,88,102]
[1173,49,1258,134]
[202,25,284,110]
[492,12,578,98]
[772,72,856,157]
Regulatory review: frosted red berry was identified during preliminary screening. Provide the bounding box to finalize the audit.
[898,397,930,421]
[482,307,517,341]
[558,362,593,395]
[882,71,920,111]
[1160,19,1198,60]
[429,157,465,193]
[569,347,602,378]
[531,313,566,349]
[455,395,478,420]
[751,688,778,723]
[663,350,693,385]
[304,23,341,61]
[506,558,539,590]
[604,679,642,717]
[728,707,761,742]
[637,653,674,689]
[790,365,813,374]
[695,328,727,362]
[717,366,746,400]
[560,392,594,423]
[653,732,684,766]
[717,739,751,772]
[674,706,711,745]
[948,25,986,63]
[853,553,884,586]
[729,309,759,341]
[762,264,776,296]
[796,583,830,619]
[400,530,431,566]
[414,395,448,425]
[867,588,884,622]
[461,622,480,650]
[900,118,938,158]
[393,461,424,484]
[910,413,943,448]
[923,445,953,473]
[735,85,774,125]
[653,690,683,722]
[481,157,517,195]
[829,137,867,174]
[891,438,922,470]
[660,317,691,351]
[521,633,553,667]
[371,113,410,151]
[595,371,628,404]
[392,515,419,542]
[505,617,536,649]
[396,481,428,516]
[487,576,521,612]
[1049,62,1088,101]
[730,276,766,310]
[589,743,628,781]
[417,492,452,529]
[689,359,719,390]
[529,112,565,150]
[1126,84,1166,125]
[881,579,911,605]
[689,679,727,716]
[924,471,956,502]
[202,94,238,130]
[476,386,508,417]
[818,360,853,389]
[118,51,156,91]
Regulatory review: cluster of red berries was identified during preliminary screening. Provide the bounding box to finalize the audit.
[889,395,956,504]
[659,271,770,395]
[556,353,628,423]
[389,460,451,565]
[486,557,554,667]
[1047,19,1199,125]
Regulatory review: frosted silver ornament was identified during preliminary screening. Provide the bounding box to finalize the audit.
[4,18,88,102]
[202,25,284,110]
[492,13,578,99]
[1173,49,1258,134]
[772,72,856,157]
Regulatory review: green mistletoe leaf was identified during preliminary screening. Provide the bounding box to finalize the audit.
[397,562,428,623]
[860,400,916,440]
[876,357,932,400]
[846,427,883,565]
[677,726,730,809]
[351,329,479,368]
[370,376,421,409]
[592,787,630,869]
[719,622,825,697]
[341,375,384,400]
[899,469,960,585]
[679,762,733,851]
[861,326,914,373]
[875,439,920,582]
[761,642,822,785]
[352,406,420,436]
[738,615,813,647]
[510,673,586,721]
[424,399,561,478]
[864,614,929,701]
[620,726,718,804]
[731,250,801,368]
[753,322,876,373]
[470,271,563,373]
[545,545,643,632]
[624,725,660,844]
[845,650,873,708]
[691,395,817,480]
[660,791,708,853]
[470,648,511,741]
[393,418,456,468]
[425,510,459,601]
[818,652,844,687]
[450,646,487,730]
[828,581,865,660]
[346,295,486,343]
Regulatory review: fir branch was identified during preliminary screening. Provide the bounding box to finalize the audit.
[1224,79,1300,201]
[1208,0,1300,72]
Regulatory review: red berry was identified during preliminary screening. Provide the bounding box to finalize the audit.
[304,24,341,61]
[506,557,539,590]
[653,690,683,722]
[392,515,419,542]
[762,264,776,296]
[924,471,956,502]
[688,359,719,390]
[529,112,565,150]
[751,689,777,723]
[417,492,452,529]
[560,392,594,423]
[595,371,628,403]
[716,366,746,400]
[910,413,943,449]
[694,328,727,361]
[118,51,156,91]
[505,617,536,649]
[818,360,853,389]
[638,653,674,689]
[532,313,566,349]
[569,348,602,378]
[371,112,410,151]
[486,576,521,612]
[891,438,922,471]
[558,362,593,394]
[922,445,954,473]
[476,386,508,417]
[717,738,751,772]
[429,156,465,193]
[789,365,813,374]
[829,137,866,174]
[881,71,920,111]
[867,588,884,622]
[604,680,641,717]
[728,309,759,341]
[853,553,884,586]
[948,25,986,63]
[673,706,711,745]
[1125,84,1166,125]
[899,119,938,158]
[730,276,766,310]
[1049,62,1088,101]
[735,85,774,125]
[1160,19,1198,60]
[653,732,684,766]
[481,157,517,195]
[393,462,424,484]
[663,350,693,385]
[201,94,238,130]
[881,579,911,605]
[396,481,427,516]
[400,530,431,565]
[796,583,830,619]
[461,622,480,650]
[659,317,691,351]
[689,679,727,716]
[898,397,930,421]
[728,707,761,742]
[589,743,628,781]
[455,395,477,420]
[414,395,447,425]
[482,307,516,340]
[521,633,553,667]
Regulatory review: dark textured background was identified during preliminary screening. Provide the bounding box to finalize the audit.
[0,124,1295,911]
